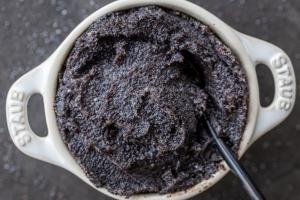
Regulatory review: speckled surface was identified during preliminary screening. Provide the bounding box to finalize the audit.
[0,0,299,200]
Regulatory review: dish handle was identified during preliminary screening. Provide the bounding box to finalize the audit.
[6,61,64,167]
[237,33,296,144]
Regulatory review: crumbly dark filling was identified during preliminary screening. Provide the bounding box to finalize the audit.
[54,6,248,196]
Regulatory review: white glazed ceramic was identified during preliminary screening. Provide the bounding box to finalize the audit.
[6,0,296,199]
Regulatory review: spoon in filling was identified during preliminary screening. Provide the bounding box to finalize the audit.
[205,116,265,200]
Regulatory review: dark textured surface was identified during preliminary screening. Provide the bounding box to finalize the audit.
[54,6,247,195]
[0,0,299,199]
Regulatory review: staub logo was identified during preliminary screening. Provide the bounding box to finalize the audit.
[9,90,31,147]
[272,54,294,111]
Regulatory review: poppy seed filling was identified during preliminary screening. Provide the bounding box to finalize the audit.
[54,6,248,196]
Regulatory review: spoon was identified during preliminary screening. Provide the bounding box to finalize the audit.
[205,117,266,200]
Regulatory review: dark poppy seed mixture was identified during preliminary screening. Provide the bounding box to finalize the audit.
[54,6,248,196]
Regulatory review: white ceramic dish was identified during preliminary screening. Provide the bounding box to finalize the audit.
[6,0,296,199]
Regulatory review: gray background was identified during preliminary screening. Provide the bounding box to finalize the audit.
[0,0,299,199]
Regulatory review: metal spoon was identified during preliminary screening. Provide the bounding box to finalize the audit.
[205,117,266,200]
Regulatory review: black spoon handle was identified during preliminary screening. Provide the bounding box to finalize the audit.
[205,119,266,200]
